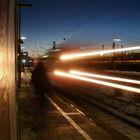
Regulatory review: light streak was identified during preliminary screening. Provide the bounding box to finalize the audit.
[51,49,61,52]
[54,70,140,94]
[42,55,49,58]
[60,46,140,60]
[70,70,140,85]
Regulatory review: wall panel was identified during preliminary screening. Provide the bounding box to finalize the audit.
[0,0,17,140]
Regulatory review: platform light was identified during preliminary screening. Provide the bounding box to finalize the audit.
[60,46,140,60]
[69,70,140,85]
[113,39,121,42]
[21,46,25,49]
[21,36,26,40]
[22,59,26,63]
[54,70,140,94]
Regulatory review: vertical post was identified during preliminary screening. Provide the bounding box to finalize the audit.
[121,45,123,62]
[112,42,116,58]
[102,44,104,51]
[112,42,115,49]
[17,6,22,88]
[101,45,104,63]
[53,41,56,49]
[17,3,32,88]
[112,42,116,70]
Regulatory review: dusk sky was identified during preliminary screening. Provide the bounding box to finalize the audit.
[18,0,140,55]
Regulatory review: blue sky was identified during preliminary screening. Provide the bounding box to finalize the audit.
[18,0,140,55]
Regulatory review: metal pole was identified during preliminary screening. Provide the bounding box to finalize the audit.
[18,7,21,88]
[53,41,56,49]
[17,4,32,88]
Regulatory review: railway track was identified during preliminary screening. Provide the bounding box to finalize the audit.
[53,90,140,140]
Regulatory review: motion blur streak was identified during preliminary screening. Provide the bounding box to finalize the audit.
[70,70,140,85]
[60,46,140,60]
[54,70,140,94]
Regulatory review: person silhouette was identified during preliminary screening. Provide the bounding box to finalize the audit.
[32,61,50,114]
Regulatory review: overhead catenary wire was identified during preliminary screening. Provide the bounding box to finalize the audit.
[65,9,140,43]
[48,0,90,38]
[47,0,124,43]
[64,0,124,34]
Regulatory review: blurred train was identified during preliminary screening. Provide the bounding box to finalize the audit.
[39,47,140,72]
[35,47,140,124]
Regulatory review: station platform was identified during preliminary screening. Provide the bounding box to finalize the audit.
[19,71,118,140]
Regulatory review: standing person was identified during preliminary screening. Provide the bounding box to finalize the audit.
[32,61,49,114]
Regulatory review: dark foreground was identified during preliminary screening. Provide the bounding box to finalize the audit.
[19,71,120,140]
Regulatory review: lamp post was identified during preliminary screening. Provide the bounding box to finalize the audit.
[113,38,121,48]
[17,4,32,42]
[17,3,32,88]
